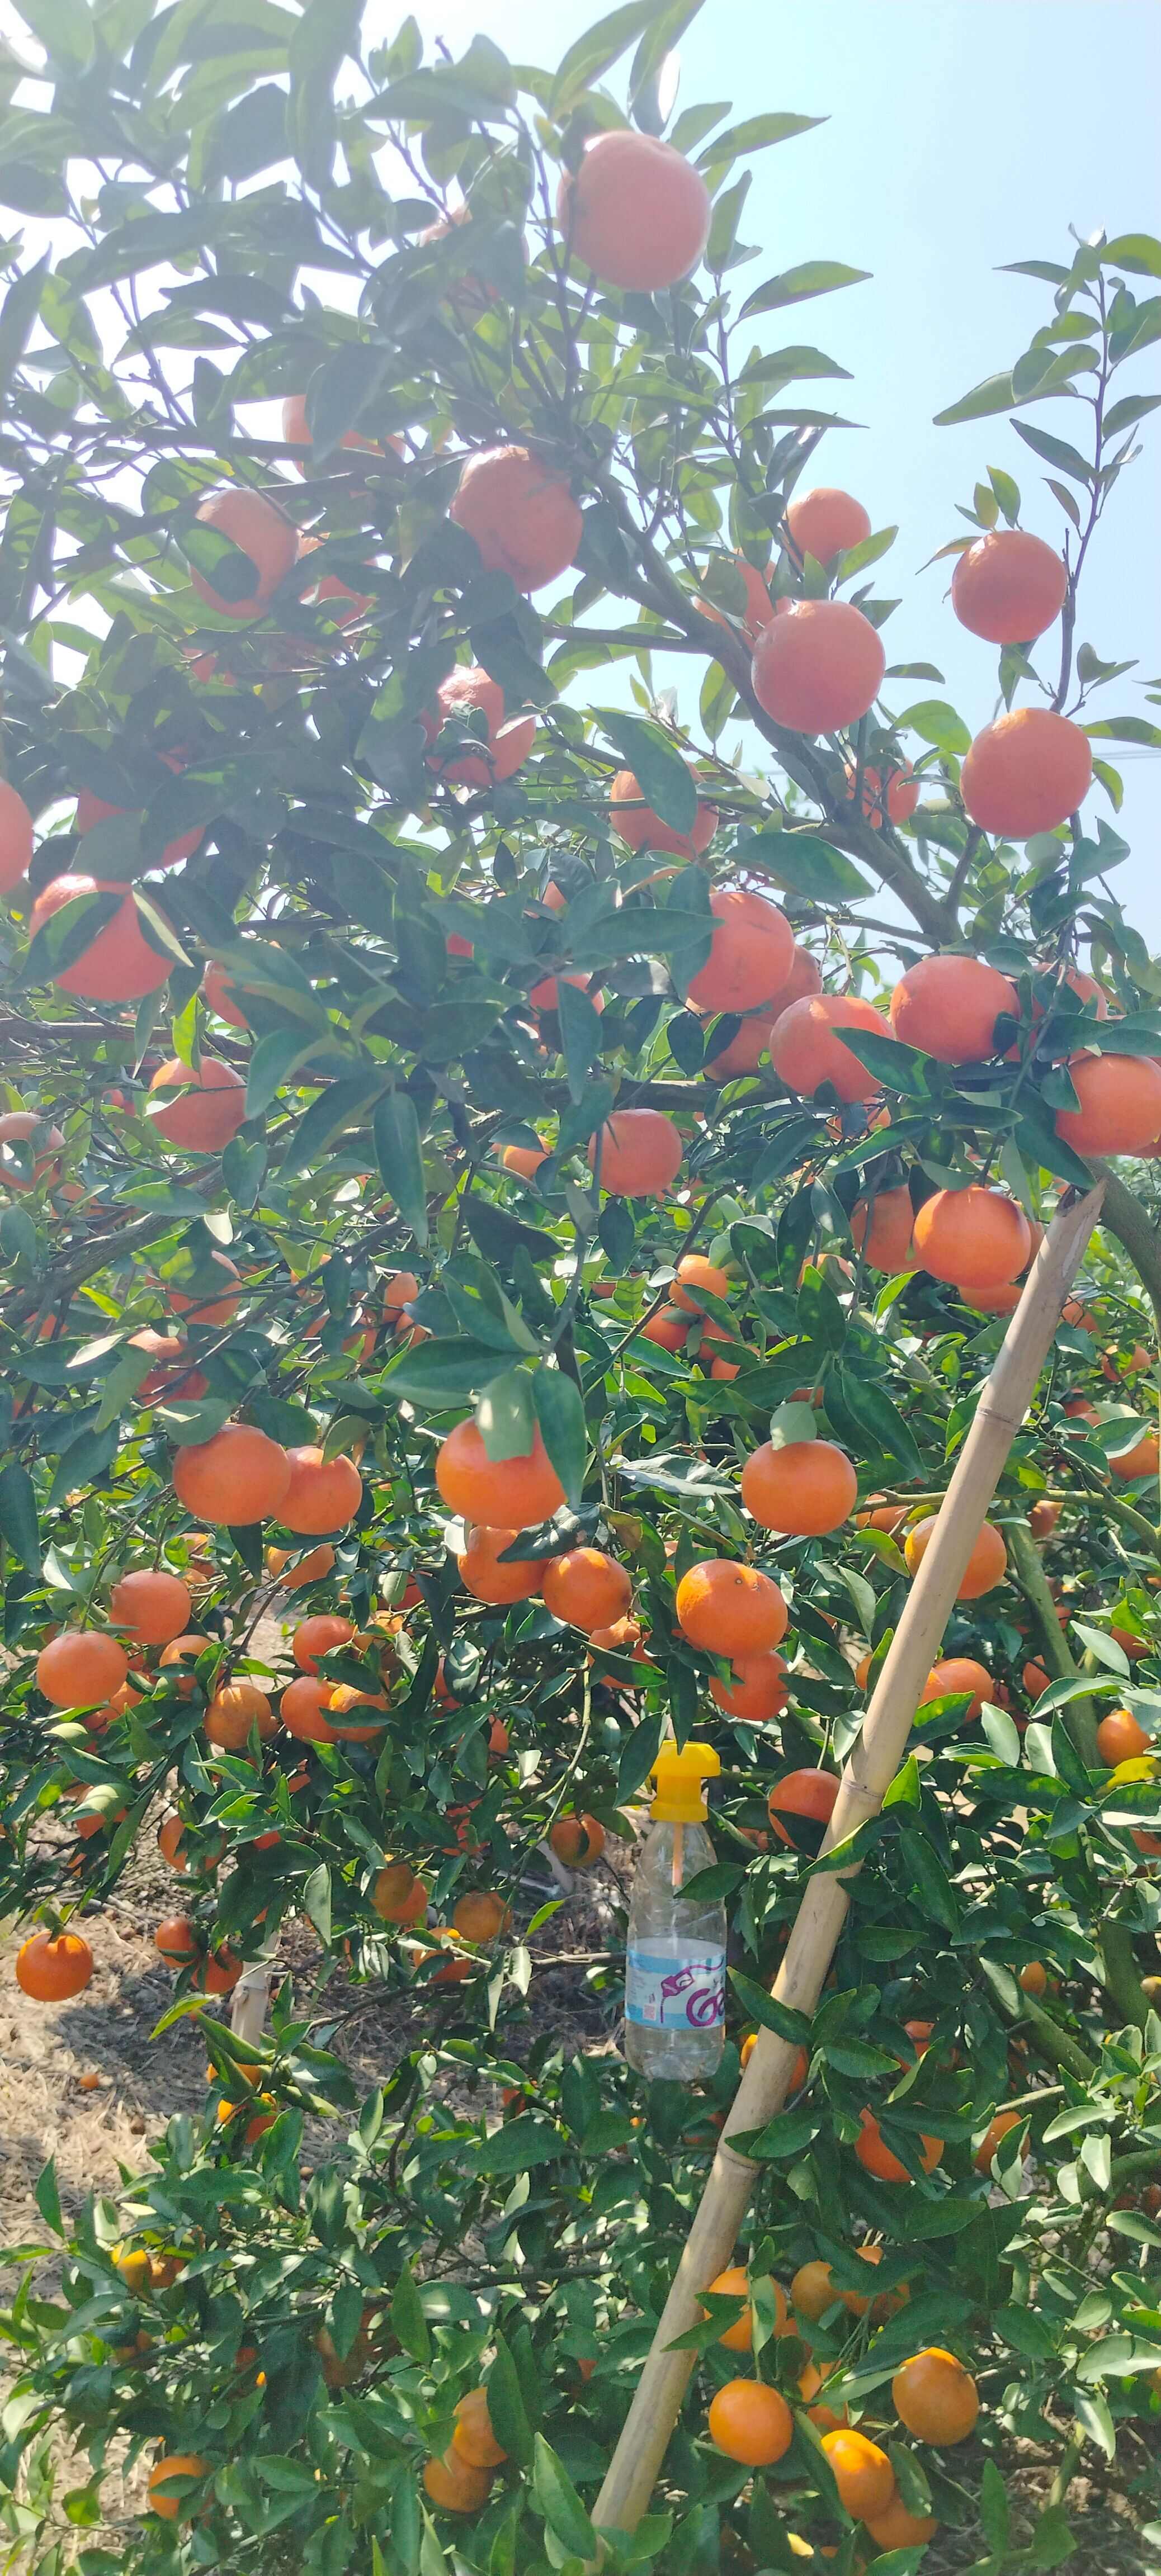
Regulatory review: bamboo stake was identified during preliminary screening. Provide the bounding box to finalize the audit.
[592,1181,1105,2544]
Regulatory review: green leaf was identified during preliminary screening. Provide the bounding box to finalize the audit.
[934,371,1015,428]
[246,1029,317,1120]
[1101,392,1161,438]
[531,1368,586,1510]
[486,2336,535,2470]
[552,1,657,110]
[596,711,696,834]
[470,2116,562,2177]
[831,1369,923,1481]
[288,0,362,191]
[1104,232,1161,277]
[381,1339,510,1408]
[476,1368,536,1464]
[532,2435,597,2561]
[34,2157,63,2237]
[390,2260,431,2365]
[0,253,50,400]
[739,261,870,321]
[301,1862,332,1947]
[0,1458,41,1571]
[554,977,605,1105]
[836,1029,936,1097]
[898,698,972,756]
[1013,420,1094,482]
[731,826,871,903]
[373,1093,429,1247]
[697,112,825,166]
[728,1970,812,2046]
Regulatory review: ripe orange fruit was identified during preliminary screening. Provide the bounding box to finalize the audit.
[1097,1707,1149,1763]
[452,2386,507,2469]
[498,1139,548,1177]
[1055,1052,1161,1157]
[16,1930,94,2001]
[820,2427,895,2521]
[769,991,890,1105]
[1022,1660,1051,1701]
[148,2454,208,2520]
[588,1109,683,1197]
[785,487,870,566]
[172,1423,291,1525]
[549,1813,605,1868]
[892,2347,979,2445]
[641,1305,689,1350]
[459,1523,545,1605]
[790,2258,839,2321]
[281,1675,341,1744]
[751,598,885,733]
[846,758,919,827]
[704,2266,788,2353]
[974,2107,1027,2172]
[767,1768,839,1851]
[919,1657,992,1721]
[610,765,716,861]
[709,1650,787,1723]
[451,1892,511,1943]
[154,1915,199,1965]
[1019,1960,1047,1996]
[167,1250,241,1324]
[372,1863,428,1924]
[960,706,1092,837]
[951,528,1067,644]
[109,1568,191,1647]
[422,2448,493,2513]
[672,1254,730,1313]
[29,874,171,1002]
[37,1630,129,1708]
[188,486,296,618]
[435,1418,564,1530]
[541,1547,631,1632]
[741,1438,857,1537]
[317,1682,386,1744]
[676,1559,787,1656]
[0,1110,64,1191]
[292,1614,355,1675]
[685,887,793,1014]
[904,1513,1007,1599]
[0,775,34,892]
[450,446,581,592]
[556,130,711,292]
[148,1057,247,1152]
[75,771,201,873]
[279,1446,362,1536]
[890,953,1018,1064]
[422,664,534,789]
[281,393,382,467]
[865,2494,938,2549]
[267,1540,336,1589]
[706,2378,792,2467]
[797,2361,848,2432]
[701,553,775,646]
[912,1186,1030,1295]
[851,1186,914,1271]
[1111,1430,1160,1481]
[205,1680,276,1750]
[856,2109,943,2183]
[201,960,249,1028]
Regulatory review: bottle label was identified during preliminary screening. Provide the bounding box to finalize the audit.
[625,1938,726,2031]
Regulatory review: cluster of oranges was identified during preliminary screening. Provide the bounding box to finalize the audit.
[704,2251,977,2552]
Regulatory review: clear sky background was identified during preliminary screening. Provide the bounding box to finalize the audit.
[391,0,1161,951]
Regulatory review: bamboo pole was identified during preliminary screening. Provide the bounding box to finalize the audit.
[592,1181,1105,2544]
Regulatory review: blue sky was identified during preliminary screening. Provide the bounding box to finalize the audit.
[402,0,1161,951]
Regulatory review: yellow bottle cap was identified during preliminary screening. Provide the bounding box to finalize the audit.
[650,1741,721,1823]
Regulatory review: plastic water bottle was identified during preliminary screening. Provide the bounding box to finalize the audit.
[625,1742,726,2082]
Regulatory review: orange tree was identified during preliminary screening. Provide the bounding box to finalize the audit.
[3,2,1161,2569]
